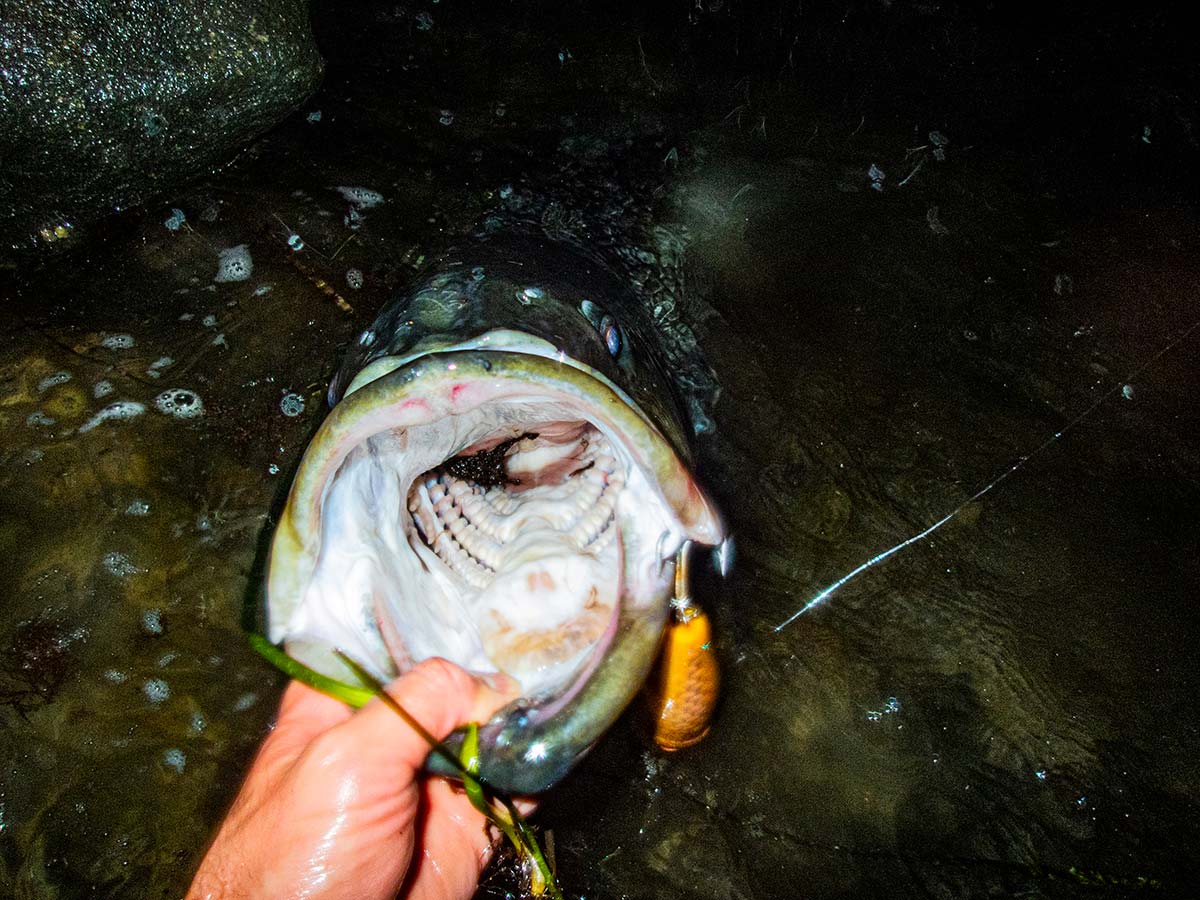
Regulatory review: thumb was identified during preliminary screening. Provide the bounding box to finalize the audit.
[334,657,516,778]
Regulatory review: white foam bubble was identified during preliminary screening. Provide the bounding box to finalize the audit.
[279,393,305,417]
[25,411,56,427]
[146,356,173,378]
[78,400,146,433]
[126,499,150,516]
[162,748,186,773]
[93,380,114,398]
[154,389,205,419]
[103,551,144,577]
[144,678,170,704]
[214,244,253,283]
[37,371,71,392]
[142,609,163,635]
[335,186,385,209]
[346,268,364,290]
[101,333,135,350]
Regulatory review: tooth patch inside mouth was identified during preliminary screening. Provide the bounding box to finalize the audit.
[408,429,622,589]
[404,425,622,691]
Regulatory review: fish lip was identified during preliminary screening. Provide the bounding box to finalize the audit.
[267,347,723,791]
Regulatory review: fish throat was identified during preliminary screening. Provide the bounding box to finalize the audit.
[403,422,624,695]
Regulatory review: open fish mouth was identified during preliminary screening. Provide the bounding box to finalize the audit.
[267,341,722,792]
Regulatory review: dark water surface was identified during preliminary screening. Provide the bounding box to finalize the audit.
[2,6,1198,898]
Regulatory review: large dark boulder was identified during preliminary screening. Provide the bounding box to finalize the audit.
[0,0,322,261]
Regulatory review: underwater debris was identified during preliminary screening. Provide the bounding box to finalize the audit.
[0,617,75,715]
[929,130,950,160]
[865,696,901,722]
[926,206,949,235]
[335,186,385,209]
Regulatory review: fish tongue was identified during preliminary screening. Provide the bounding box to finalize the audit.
[475,528,616,696]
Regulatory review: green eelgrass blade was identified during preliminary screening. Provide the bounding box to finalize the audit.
[248,633,374,707]
[503,795,564,900]
[460,723,489,811]
[458,723,525,864]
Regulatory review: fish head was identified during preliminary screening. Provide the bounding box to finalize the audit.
[267,235,723,793]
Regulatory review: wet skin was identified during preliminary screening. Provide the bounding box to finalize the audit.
[188,660,518,900]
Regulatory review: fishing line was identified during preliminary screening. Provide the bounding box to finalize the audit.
[773,317,1200,632]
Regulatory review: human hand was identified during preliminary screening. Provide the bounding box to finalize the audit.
[188,658,518,900]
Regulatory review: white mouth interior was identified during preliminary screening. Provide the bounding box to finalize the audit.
[297,393,684,699]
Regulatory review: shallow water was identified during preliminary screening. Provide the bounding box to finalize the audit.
[2,6,1198,899]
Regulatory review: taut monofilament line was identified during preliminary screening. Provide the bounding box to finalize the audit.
[774,317,1200,632]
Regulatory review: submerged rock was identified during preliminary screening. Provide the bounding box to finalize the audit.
[0,0,323,262]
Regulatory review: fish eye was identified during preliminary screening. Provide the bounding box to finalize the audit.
[600,315,621,357]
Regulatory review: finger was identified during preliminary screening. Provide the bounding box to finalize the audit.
[404,777,497,900]
[274,680,355,741]
[335,658,516,778]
